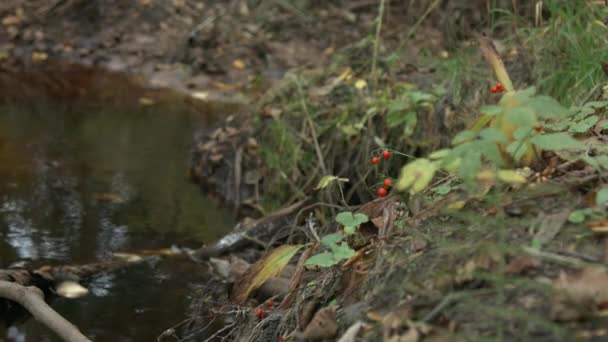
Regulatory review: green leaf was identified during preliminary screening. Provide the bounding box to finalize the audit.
[397,158,438,193]
[513,126,534,140]
[584,100,608,109]
[530,133,586,151]
[544,120,571,132]
[387,106,409,128]
[429,148,452,159]
[479,127,507,143]
[595,155,608,170]
[480,105,502,116]
[477,140,504,165]
[569,115,599,134]
[505,107,537,127]
[321,233,344,245]
[452,130,477,145]
[458,150,481,184]
[330,242,356,261]
[402,111,418,137]
[304,252,339,267]
[407,90,435,104]
[568,209,588,224]
[335,212,368,228]
[315,175,349,190]
[506,141,528,162]
[528,96,569,119]
[597,188,608,207]
[433,183,453,195]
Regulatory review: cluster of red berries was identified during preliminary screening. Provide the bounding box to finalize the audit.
[491,82,504,93]
[256,300,274,319]
[371,149,393,198]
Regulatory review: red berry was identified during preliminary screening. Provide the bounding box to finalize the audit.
[491,86,497,93]
[371,156,380,164]
[265,300,273,308]
[377,187,388,197]
[257,307,264,318]
[496,82,503,90]
[383,178,393,188]
[382,150,391,160]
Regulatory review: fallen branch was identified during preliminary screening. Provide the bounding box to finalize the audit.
[0,280,90,342]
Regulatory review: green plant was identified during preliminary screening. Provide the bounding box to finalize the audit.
[395,35,607,195]
[386,87,436,138]
[568,188,608,223]
[522,0,608,105]
[305,211,368,267]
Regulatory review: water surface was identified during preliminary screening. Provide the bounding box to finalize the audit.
[0,101,233,341]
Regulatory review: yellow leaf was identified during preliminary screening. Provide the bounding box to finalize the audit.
[31,51,48,62]
[231,244,304,304]
[315,175,349,190]
[497,169,528,185]
[478,36,514,92]
[447,200,466,210]
[336,67,353,82]
[397,158,438,194]
[232,59,246,70]
[354,79,367,90]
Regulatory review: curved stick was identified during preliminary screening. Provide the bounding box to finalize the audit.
[0,280,90,342]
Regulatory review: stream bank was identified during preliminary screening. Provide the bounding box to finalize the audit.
[2,1,608,341]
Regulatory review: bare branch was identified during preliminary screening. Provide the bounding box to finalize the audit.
[0,280,90,342]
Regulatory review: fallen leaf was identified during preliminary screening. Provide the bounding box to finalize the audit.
[55,281,89,298]
[506,255,541,275]
[209,81,242,91]
[532,211,569,247]
[588,219,608,234]
[139,97,155,105]
[31,51,48,62]
[94,193,125,203]
[231,244,303,304]
[551,266,608,321]
[232,59,246,70]
[2,16,20,26]
[299,305,338,340]
[337,321,365,342]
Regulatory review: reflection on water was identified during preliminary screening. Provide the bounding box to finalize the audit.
[0,102,233,341]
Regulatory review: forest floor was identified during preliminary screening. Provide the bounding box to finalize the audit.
[2,0,608,341]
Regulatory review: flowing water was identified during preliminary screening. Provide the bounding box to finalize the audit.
[0,100,234,341]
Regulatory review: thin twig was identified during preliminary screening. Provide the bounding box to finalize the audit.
[202,322,236,342]
[522,246,608,270]
[371,0,386,88]
[406,0,440,39]
[295,78,328,175]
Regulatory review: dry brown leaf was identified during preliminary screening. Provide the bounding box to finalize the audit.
[506,255,541,275]
[299,305,338,340]
[588,219,608,234]
[551,266,608,321]
[2,16,20,26]
[94,192,125,203]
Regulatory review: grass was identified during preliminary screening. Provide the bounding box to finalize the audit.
[517,0,608,105]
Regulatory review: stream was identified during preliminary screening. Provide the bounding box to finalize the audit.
[0,99,235,341]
